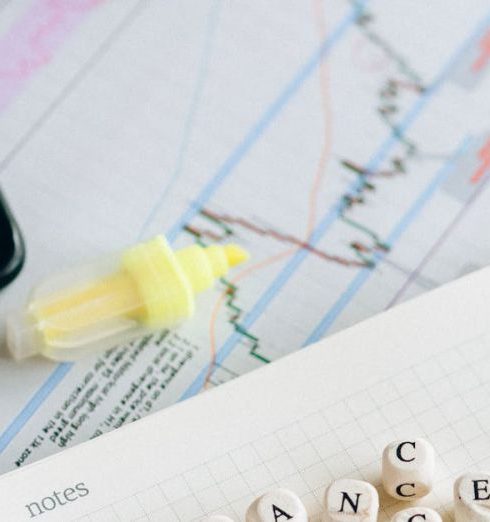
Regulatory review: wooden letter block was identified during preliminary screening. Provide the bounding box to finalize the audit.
[246,488,307,522]
[323,478,378,521]
[390,507,442,521]
[454,472,490,521]
[382,438,435,500]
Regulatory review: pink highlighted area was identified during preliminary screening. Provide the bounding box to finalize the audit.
[0,0,103,112]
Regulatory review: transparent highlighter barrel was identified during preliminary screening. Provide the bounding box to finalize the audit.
[6,236,248,361]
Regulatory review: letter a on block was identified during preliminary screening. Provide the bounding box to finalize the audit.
[201,515,233,522]
[390,507,442,522]
[382,438,435,501]
[323,479,378,522]
[454,473,490,522]
[245,488,307,522]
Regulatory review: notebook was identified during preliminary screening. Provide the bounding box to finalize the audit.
[1,267,489,521]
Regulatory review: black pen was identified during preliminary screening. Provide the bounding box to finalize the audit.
[0,188,25,289]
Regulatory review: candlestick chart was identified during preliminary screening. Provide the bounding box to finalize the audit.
[1,0,490,470]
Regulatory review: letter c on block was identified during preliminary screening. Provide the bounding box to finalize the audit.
[396,441,416,463]
[396,483,416,498]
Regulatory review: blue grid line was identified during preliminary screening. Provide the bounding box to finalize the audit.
[137,0,223,240]
[0,2,364,454]
[0,363,72,455]
[0,0,227,456]
[179,12,490,400]
[166,1,368,242]
[304,137,472,345]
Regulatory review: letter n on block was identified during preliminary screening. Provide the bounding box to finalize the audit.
[323,479,378,522]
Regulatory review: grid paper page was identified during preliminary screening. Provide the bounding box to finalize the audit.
[1,266,490,521]
[78,336,490,522]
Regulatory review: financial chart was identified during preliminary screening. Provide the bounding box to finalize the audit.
[0,0,490,472]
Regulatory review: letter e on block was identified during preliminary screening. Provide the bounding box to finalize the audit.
[382,438,435,500]
[391,507,442,522]
[454,472,490,522]
[246,488,307,522]
[323,478,378,522]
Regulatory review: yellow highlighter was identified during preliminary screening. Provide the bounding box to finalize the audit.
[6,235,249,361]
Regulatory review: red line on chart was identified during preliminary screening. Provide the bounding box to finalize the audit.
[473,28,490,72]
[198,210,367,268]
[471,138,490,184]
[202,0,337,389]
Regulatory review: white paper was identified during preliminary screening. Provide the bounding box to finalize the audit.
[1,0,490,476]
[1,266,490,521]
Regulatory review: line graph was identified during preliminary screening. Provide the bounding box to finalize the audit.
[2,0,490,472]
[180,8,490,399]
[0,0,364,454]
[200,0,339,389]
[184,42,445,383]
[387,136,490,308]
[304,137,472,346]
[165,1,368,243]
[353,4,423,84]
[186,210,367,268]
